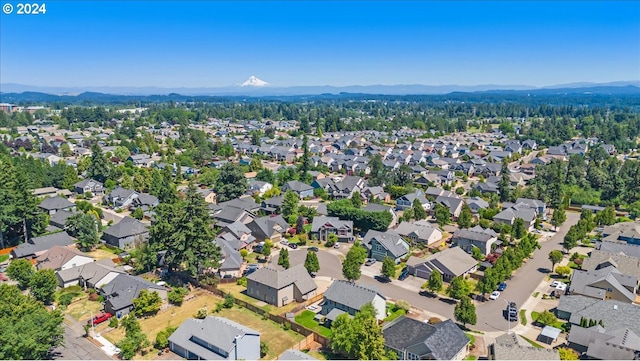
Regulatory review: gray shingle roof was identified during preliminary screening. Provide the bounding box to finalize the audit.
[168,316,260,360]
[383,317,470,360]
[363,229,409,258]
[102,216,148,239]
[492,333,560,360]
[11,231,75,258]
[558,295,640,335]
[582,250,640,279]
[586,339,637,360]
[598,240,640,259]
[423,247,478,277]
[247,264,317,294]
[569,266,638,303]
[39,196,75,211]
[102,273,165,312]
[279,349,317,360]
[323,280,385,312]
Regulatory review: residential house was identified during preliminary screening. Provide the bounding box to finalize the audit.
[321,280,386,320]
[73,179,105,197]
[568,266,639,304]
[406,247,478,281]
[434,195,465,220]
[261,195,284,215]
[602,221,640,245]
[515,198,547,220]
[32,187,63,198]
[310,216,354,242]
[214,237,244,278]
[328,176,365,199]
[465,197,490,214]
[39,196,76,215]
[247,180,273,197]
[104,187,139,209]
[493,205,537,230]
[452,226,498,257]
[556,295,640,336]
[362,230,410,264]
[246,215,289,243]
[11,232,76,259]
[130,193,159,217]
[396,191,430,211]
[596,240,640,259]
[281,180,314,199]
[169,316,261,361]
[491,332,559,360]
[582,250,640,279]
[383,317,470,360]
[279,349,318,360]
[246,264,317,307]
[567,325,640,360]
[394,221,443,247]
[36,245,94,271]
[101,216,149,250]
[57,259,123,288]
[49,209,78,229]
[362,186,391,203]
[100,273,167,316]
[196,188,217,204]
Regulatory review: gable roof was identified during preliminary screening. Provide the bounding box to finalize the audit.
[363,230,409,258]
[419,247,478,277]
[36,245,92,270]
[582,250,640,279]
[323,280,385,313]
[492,333,559,360]
[310,216,353,233]
[452,228,495,243]
[279,349,317,360]
[283,180,313,192]
[102,216,148,239]
[168,316,260,360]
[102,273,166,311]
[568,266,638,303]
[247,215,289,238]
[247,264,317,294]
[57,259,123,285]
[39,196,75,211]
[12,231,76,258]
[383,317,470,360]
[395,222,441,242]
[557,295,640,335]
[598,240,640,259]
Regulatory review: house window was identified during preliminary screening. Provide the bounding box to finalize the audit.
[374,244,385,252]
[407,352,420,360]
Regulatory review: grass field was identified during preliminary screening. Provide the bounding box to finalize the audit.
[465,333,476,346]
[384,303,407,323]
[0,254,9,263]
[102,291,304,360]
[295,310,332,337]
[86,248,118,261]
[66,297,103,321]
[531,311,564,329]
[521,335,544,349]
[217,283,302,315]
[519,309,528,326]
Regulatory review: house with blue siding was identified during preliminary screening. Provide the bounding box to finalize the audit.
[362,230,410,264]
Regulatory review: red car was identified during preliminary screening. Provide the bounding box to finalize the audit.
[88,312,112,326]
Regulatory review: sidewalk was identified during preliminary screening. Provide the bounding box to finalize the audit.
[91,331,121,357]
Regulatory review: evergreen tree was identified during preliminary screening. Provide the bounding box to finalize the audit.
[413,198,427,220]
[427,270,443,294]
[512,217,526,239]
[304,250,320,274]
[381,256,396,279]
[86,143,111,183]
[458,204,473,229]
[300,134,310,177]
[282,190,299,219]
[278,248,290,269]
[0,157,18,249]
[149,185,222,276]
[367,154,385,186]
[65,213,100,251]
[499,159,511,202]
[215,163,247,202]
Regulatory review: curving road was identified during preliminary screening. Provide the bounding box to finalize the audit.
[282,211,581,332]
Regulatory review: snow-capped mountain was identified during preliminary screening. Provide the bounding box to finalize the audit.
[241,76,269,87]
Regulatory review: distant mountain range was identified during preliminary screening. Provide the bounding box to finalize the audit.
[1,81,639,97]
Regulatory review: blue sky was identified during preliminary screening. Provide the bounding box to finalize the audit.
[1,1,638,87]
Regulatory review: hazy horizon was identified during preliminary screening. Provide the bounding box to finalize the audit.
[1,1,638,88]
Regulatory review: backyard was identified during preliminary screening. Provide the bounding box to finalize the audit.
[295,310,332,337]
[65,296,104,321]
[217,282,303,315]
[102,290,305,360]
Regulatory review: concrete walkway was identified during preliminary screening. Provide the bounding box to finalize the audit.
[91,331,121,357]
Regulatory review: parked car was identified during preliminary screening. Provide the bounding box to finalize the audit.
[505,302,518,321]
[308,247,319,252]
[288,243,298,249]
[489,291,501,300]
[333,243,340,249]
[280,239,289,246]
[365,258,376,266]
[398,268,409,281]
[497,282,507,291]
[88,312,112,326]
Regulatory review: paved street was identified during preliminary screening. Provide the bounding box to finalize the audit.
[474,211,580,332]
[50,315,110,360]
[282,211,581,331]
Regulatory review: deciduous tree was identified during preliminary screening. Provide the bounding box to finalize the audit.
[427,270,443,294]
[548,250,563,271]
[446,276,471,300]
[381,256,396,279]
[454,296,477,327]
[29,269,58,304]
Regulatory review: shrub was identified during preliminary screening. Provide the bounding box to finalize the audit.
[168,287,188,306]
[214,302,224,313]
[223,293,235,308]
[58,293,74,307]
[236,277,247,287]
[109,316,119,328]
[240,249,248,259]
[260,341,269,358]
[195,308,208,319]
[428,317,442,324]
[395,300,410,312]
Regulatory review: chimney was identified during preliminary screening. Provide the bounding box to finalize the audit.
[234,335,241,360]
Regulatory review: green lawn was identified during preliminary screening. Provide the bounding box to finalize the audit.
[0,254,9,263]
[384,303,407,323]
[519,310,528,326]
[465,333,476,346]
[295,310,332,337]
[465,356,478,360]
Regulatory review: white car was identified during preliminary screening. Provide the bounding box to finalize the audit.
[555,283,567,291]
[489,291,501,300]
[551,280,563,288]
[280,239,289,246]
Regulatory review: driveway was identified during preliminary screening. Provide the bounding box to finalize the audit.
[50,315,110,360]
